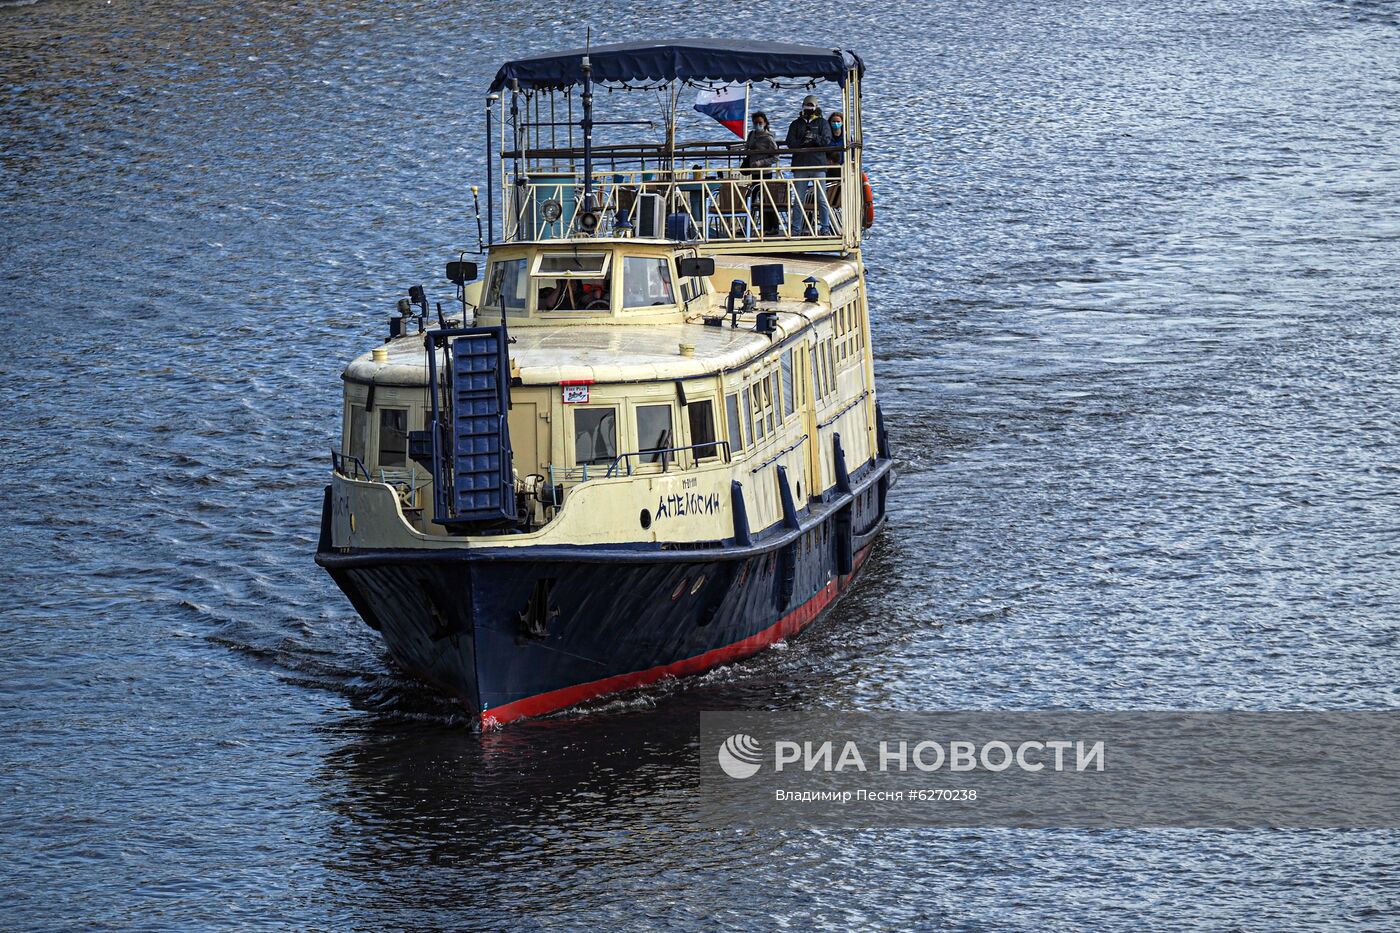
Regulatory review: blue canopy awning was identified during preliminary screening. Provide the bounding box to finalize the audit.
[488,39,864,93]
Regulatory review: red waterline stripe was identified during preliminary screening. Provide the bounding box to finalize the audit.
[481,543,874,728]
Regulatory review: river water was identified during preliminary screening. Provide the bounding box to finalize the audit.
[2,0,1398,929]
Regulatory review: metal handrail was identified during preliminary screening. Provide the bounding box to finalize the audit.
[331,449,371,481]
[749,434,809,474]
[606,440,732,478]
[505,165,848,245]
[505,142,855,161]
[817,391,870,429]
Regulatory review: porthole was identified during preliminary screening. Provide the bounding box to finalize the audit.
[690,575,707,595]
[640,508,652,530]
[672,578,689,601]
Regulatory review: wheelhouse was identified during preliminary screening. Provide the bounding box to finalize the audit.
[478,240,701,324]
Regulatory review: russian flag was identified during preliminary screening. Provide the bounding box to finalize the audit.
[694,84,747,138]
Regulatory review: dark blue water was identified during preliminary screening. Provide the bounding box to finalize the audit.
[3,0,1398,929]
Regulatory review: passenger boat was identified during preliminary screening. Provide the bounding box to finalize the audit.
[315,40,895,728]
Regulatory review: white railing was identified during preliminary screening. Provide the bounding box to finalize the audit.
[503,165,856,248]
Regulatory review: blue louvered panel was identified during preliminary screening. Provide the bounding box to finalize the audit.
[448,329,514,524]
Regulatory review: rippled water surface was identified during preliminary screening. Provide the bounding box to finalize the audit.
[3,0,1399,929]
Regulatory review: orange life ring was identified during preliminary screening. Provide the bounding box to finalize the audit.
[861,172,875,229]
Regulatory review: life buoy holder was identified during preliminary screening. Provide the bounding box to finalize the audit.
[861,172,875,229]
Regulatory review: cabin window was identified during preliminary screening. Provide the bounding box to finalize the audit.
[535,253,609,276]
[688,400,719,460]
[781,350,796,418]
[822,340,834,396]
[533,252,612,312]
[726,393,744,452]
[536,276,611,312]
[483,258,528,315]
[377,408,408,467]
[636,404,674,463]
[742,386,757,442]
[347,404,368,463]
[573,407,617,466]
[764,373,777,435]
[622,257,675,308]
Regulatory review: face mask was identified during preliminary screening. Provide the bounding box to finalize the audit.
[832,123,843,131]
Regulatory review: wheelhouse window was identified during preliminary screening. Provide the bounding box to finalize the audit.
[622,257,675,308]
[726,393,744,452]
[636,404,674,464]
[573,407,617,466]
[377,408,408,467]
[347,404,368,463]
[483,258,528,315]
[533,252,613,312]
[687,400,719,460]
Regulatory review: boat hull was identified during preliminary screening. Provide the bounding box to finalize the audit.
[317,458,893,727]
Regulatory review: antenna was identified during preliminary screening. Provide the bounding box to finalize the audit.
[470,185,484,253]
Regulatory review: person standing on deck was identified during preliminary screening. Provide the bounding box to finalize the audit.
[741,112,781,235]
[827,111,846,177]
[785,95,836,236]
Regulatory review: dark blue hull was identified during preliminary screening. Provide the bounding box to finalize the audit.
[316,457,893,726]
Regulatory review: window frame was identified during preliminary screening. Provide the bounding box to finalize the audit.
[726,392,745,452]
[482,257,529,316]
[571,405,619,467]
[621,255,677,309]
[530,251,612,278]
[742,386,757,442]
[347,403,368,463]
[687,398,721,461]
[376,407,409,468]
[781,350,796,419]
[634,402,676,465]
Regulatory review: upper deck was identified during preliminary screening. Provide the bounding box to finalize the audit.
[484,40,867,254]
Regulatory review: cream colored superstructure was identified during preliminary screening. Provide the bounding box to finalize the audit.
[330,239,878,554]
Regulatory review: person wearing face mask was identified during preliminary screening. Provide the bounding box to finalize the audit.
[740,111,782,235]
[827,111,846,175]
[785,95,836,236]
[740,111,778,170]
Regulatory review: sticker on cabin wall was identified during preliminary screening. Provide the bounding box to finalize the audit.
[562,384,590,404]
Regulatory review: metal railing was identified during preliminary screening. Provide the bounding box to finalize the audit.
[504,163,855,248]
[331,450,370,481]
[749,434,810,474]
[817,391,870,429]
[605,441,733,478]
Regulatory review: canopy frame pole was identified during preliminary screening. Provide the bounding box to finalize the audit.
[486,93,496,246]
[666,79,678,176]
[581,53,595,216]
[510,79,526,239]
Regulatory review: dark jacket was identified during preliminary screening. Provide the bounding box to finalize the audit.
[740,127,778,169]
[785,114,834,168]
